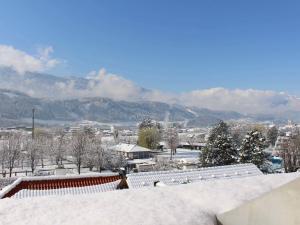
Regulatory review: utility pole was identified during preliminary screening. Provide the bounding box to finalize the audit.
[32,108,35,140]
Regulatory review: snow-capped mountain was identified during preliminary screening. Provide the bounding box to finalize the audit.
[0,88,244,127]
[0,67,298,126]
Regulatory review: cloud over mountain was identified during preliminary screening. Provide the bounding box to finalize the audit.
[179,88,300,114]
[0,44,300,116]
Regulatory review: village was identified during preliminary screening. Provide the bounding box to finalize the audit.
[0,117,299,225]
[0,116,299,181]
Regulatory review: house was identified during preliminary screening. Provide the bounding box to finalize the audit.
[110,144,154,172]
[111,144,152,160]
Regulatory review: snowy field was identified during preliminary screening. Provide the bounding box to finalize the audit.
[0,173,299,225]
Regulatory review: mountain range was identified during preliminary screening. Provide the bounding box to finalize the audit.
[0,68,295,127]
[0,88,246,127]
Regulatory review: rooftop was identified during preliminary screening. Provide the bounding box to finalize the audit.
[111,144,151,153]
[0,173,299,225]
[0,174,123,199]
[127,163,262,189]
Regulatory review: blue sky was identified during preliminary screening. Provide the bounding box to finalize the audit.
[0,0,300,94]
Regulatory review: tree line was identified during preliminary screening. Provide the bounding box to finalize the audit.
[200,121,300,173]
[0,128,126,177]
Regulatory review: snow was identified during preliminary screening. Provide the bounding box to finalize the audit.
[0,173,299,225]
[12,180,121,199]
[111,143,151,153]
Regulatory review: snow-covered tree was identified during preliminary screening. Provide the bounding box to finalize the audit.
[200,134,237,167]
[138,117,161,130]
[84,134,104,172]
[51,129,68,167]
[200,121,237,167]
[165,128,179,160]
[208,120,229,143]
[0,138,7,172]
[4,133,22,177]
[239,130,267,167]
[71,130,89,174]
[153,157,175,171]
[113,128,119,144]
[24,138,40,173]
[103,149,127,171]
[280,133,300,173]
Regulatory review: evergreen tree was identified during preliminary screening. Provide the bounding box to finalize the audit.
[200,121,237,167]
[239,130,267,167]
[208,120,229,143]
[201,134,237,167]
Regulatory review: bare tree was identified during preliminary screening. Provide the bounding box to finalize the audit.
[84,137,96,171]
[4,133,22,177]
[71,131,89,174]
[111,153,127,170]
[37,135,47,168]
[50,129,67,167]
[103,147,127,171]
[165,128,179,160]
[0,138,7,173]
[24,138,40,173]
[280,133,300,173]
[92,135,104,172]
[113,128,119,144]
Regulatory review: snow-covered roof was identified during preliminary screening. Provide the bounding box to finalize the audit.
[0,173,299,225]
[178,142,206,147]
[112,144,151,153]
[127,163,263,189]
[127,158,156,165]
[11,180,121,199]
[0,174,122,199]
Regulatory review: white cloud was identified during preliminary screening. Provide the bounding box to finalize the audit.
[0,45,59,74]
[0,44,299,115]
[178,88,300,114]
[53,68,142,101]
[85,68,142,100]
[1,64,300,114]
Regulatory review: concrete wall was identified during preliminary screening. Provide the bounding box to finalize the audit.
[217,177,300,225]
